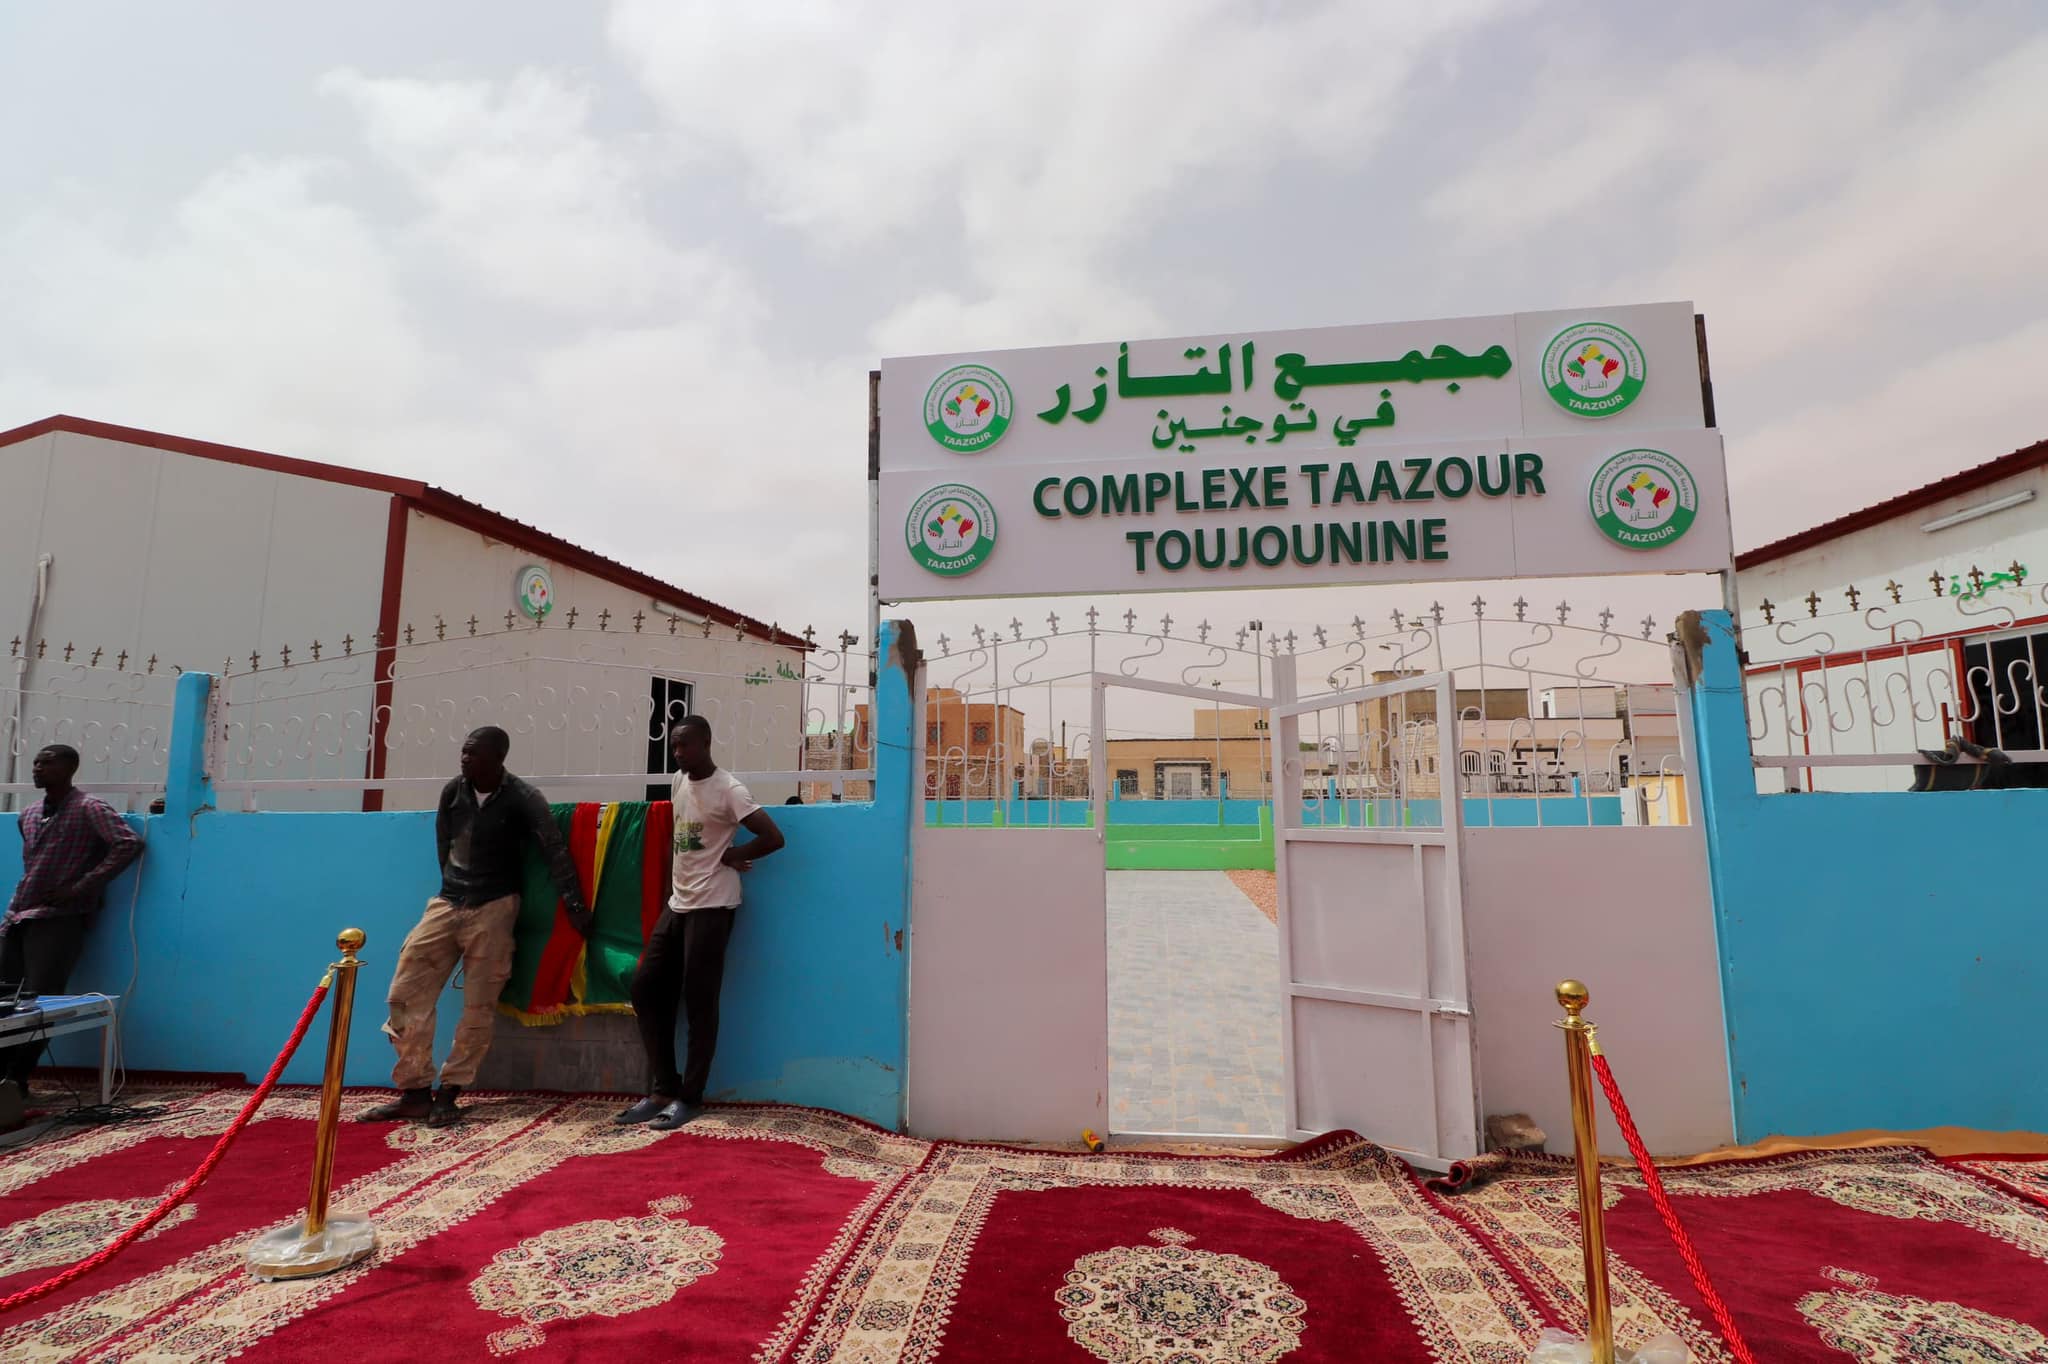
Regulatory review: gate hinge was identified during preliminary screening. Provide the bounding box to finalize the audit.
[1432,1003,1472,1019]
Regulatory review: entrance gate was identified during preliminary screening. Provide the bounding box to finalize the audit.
[1269,670,1480,1165]
[1089,672,1282,1145]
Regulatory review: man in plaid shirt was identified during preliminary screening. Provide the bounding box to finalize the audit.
[2,744,144,1099]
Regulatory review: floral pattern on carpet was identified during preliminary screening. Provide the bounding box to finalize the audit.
[787,1134,1545,1363]
[1433,1146,2048,1362]
[1055,1226,1307,1363]
[472,1194,724,1356]
[1799,1268,2048,1361]
[0,1193,196,1279]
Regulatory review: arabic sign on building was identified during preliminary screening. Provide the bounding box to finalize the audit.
[877,302,1732,602]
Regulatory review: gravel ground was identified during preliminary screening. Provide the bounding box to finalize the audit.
[1225,869,1277,923]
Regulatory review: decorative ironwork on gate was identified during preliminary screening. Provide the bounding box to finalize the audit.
[916,601,1686,828]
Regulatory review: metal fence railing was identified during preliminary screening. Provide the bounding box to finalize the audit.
[2,658,175,813]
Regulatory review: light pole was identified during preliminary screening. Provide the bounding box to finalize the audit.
[1249,618,1266,799]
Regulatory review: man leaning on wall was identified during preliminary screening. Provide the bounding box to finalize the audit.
[0,744,144,1127]
[358,726,591,1128]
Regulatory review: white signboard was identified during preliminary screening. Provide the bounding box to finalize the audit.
[878,302,1731,602]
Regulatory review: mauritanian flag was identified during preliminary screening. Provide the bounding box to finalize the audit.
[500,800,674,1024]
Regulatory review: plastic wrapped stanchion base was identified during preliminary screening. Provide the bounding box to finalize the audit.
[245,1215,377,1281]
[1527,1329,1690,1363]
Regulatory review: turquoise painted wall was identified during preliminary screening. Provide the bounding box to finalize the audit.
[3,625,919,1130]
[1685,610,2048,1138]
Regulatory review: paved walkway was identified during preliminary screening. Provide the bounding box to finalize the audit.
[1108,870,1284,1137]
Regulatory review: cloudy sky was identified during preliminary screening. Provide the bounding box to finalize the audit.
[3,1,2044,668]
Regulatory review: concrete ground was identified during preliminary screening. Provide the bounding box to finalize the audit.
[1107,869,1285,1137]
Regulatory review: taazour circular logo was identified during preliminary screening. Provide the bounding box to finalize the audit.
[923,364,1013,452]
[906,484,998,577]
[514,563,555,619]
[1589,450,1698,549]
[1542,322,1646,418]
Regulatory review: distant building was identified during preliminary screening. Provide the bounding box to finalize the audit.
[1315,672,1681,799]
[1103,704,1272,800]
[855,687,1024,800]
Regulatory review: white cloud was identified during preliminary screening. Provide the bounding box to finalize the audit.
[608,0,1522,350]
[0,156,429,445]
[320,67,761,326]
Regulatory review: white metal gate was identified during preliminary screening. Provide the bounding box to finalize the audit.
[1270,668,1481,1166]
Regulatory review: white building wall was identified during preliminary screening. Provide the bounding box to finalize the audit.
[1,431,387,805]
[1738,463,2048,792]
[384,512,807,810]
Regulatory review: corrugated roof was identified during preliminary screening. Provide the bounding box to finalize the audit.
[0,414,800,647]
[1738,436,2048,569]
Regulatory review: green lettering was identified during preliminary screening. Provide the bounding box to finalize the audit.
[1156,529,1192,570]
[1063,478,1097,516]
[1332,462,1367,505]
[1422,517,1448,561]
[1299,463,1329,506]
[1174,471,1199,513]
[1262,466,1289,508]
[1402,459,1435,500]
[1229,466,1260,509]
[1435,457,1473,499]
[1202,467,1227,511]
[1126,530,1155,570]
[1329,521,1363,564]
[1144,472,1172,512]
[1104,473,1140,515]
[1369,461,1402,502]
[1252,526,1288,566]
[1514,452,1546,495]
[1034,477,1061,517]
[1289,523,1324,565]
[1477,453,1511,496]
[1383,519,1417,560]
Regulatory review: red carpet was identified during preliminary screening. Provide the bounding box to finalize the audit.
[782,1133,1546,1363]
[1949,1153,2048,1211]
[9,1089,2048,1362]
[1434,1146,2048,1362]
[0,1086,923,1362]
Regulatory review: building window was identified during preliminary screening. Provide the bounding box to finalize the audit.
[1460,750,1481,776]
[927,722,941,746]
[1963,629,2048,751]
[1115,769,1139,796]
[972,723,990,744]
[1155,761,1212,800]
[1487,750,1507,775]
[647,676,695,801]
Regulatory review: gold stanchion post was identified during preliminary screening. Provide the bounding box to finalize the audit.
[1556,980,1616,1364]
[247,929,378,1281]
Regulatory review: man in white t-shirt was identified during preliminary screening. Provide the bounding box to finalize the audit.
[615,715,786,1131]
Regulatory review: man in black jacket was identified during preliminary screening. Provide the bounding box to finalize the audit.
[360,727,590,1127]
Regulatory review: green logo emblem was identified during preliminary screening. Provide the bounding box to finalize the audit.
[924,365,1013,452]
[1589,450,1697,549]
[514,564,555,619]
[907,484,998,576]
[1542,322,1646,418]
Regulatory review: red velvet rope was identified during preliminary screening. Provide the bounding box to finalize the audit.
[1591,1052,1759,1364]
[0,979,332,1318]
